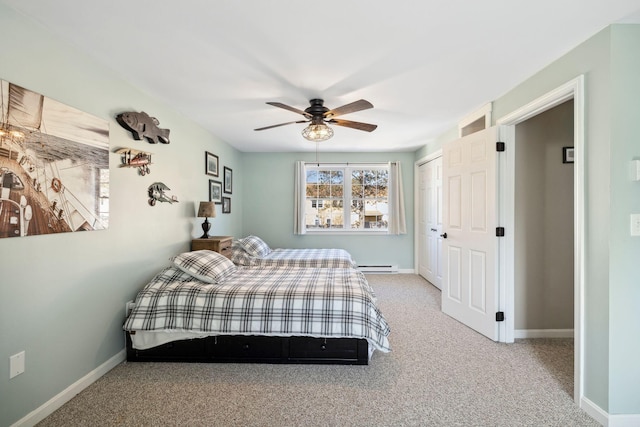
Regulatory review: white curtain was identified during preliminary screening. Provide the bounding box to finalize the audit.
[293,160,306,234]
[388,161,407,234]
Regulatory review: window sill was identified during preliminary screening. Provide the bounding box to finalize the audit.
[303,230,390,236]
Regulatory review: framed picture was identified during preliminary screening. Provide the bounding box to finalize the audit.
[0,78,109,239]
[209,180,222,204]
[205,151,219,177]
[224,166,233,194]
[222,197,231,214]
[562,147,574,164]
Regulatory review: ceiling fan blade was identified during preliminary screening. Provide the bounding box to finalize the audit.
[266,102,312,117]
[324,99,373,118]
[327,119,377,132]
[254,120,308,131]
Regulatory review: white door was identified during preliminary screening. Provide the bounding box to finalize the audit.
[442,127,499,341]
[418,158,443,289]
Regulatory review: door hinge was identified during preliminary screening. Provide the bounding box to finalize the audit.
[496,141,506,152]
[496,227,505,237]
[496,311,505,322]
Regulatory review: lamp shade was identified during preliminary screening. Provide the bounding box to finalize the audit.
[197,201,216,218]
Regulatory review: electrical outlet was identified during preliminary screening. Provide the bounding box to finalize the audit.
[9,351,25,379]
[631,214,640,237]
[125,300,135,317]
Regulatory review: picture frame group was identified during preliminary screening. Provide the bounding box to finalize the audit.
[206,151,232,212]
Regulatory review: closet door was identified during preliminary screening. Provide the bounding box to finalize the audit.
[418,157,442,289]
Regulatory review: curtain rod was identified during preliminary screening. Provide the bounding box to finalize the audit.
[304,161,397,166]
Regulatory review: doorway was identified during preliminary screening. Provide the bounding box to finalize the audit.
[514,99,575,338]
[497,76,585,403]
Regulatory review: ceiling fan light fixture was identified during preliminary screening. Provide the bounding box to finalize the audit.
[302,123,333,142]
[258,98,375,140]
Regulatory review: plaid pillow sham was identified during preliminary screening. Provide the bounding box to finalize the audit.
[170,250,237,283]
[237,235,271,257]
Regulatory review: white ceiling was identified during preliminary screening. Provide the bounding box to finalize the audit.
[4,1,640,153]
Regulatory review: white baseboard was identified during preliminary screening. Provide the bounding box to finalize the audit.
[11,349,126,427]
[514,329,574,339]
[581,396,609,426]
[609,413,640,427]
[581,395,640,427]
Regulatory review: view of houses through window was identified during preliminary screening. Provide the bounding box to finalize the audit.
[98,168,109,226]
[305,164,389,232]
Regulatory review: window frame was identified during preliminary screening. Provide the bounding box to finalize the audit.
[303,163,390,234]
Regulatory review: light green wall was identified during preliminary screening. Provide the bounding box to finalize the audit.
[241,151,415,269]
[413,24,640,415]
[0,5,242,426]
[414,127,457,161]
[608,25,640,414]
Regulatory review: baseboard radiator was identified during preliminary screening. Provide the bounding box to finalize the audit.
[357,264,398,273]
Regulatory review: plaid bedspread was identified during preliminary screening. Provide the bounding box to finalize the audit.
[231,246,357,269]
[123,266,390,352]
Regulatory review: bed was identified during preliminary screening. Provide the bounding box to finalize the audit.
[230,235,357,268]
[123,250,390,365]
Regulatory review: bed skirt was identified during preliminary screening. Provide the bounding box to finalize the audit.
[125,332,369,365]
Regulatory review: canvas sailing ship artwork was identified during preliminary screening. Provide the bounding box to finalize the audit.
[0,79,109,239]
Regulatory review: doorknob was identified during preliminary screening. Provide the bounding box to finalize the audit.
[440,232,447,239]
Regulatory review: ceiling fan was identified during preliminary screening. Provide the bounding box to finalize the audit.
[254,99,377,141]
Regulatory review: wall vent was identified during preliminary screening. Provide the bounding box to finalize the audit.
[357,265,398,273]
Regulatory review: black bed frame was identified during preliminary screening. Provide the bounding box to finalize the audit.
[126,332,369,365]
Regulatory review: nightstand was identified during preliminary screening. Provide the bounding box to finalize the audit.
[191,236,233,259]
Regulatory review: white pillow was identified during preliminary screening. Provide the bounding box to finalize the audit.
[237,235,271,257]
[170,250,237,283]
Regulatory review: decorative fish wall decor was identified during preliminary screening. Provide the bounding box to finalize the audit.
[116,111,170,144]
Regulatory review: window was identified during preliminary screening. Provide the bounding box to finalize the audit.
[458,102,492,137]
[97,168,109,227]
[303,164,389,232]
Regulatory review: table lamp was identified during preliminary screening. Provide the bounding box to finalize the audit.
[197,201,216,238]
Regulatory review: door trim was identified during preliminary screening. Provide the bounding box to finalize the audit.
[414,150,443,274]
[496,75,585,403]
